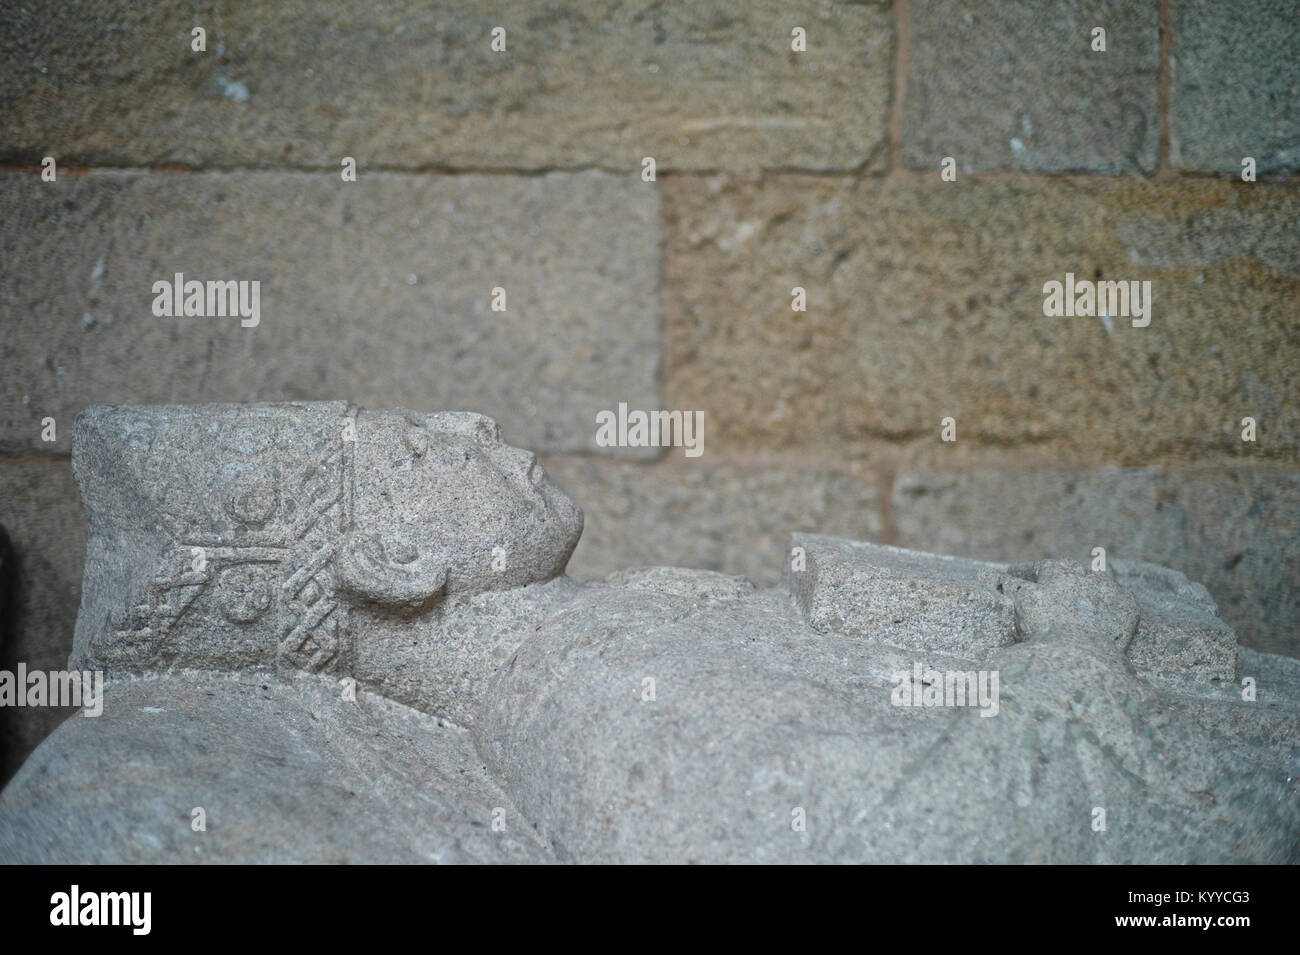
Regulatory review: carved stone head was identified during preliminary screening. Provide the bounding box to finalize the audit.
[70,402,582,673]
[338,409,583,605]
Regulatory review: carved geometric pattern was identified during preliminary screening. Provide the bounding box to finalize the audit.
[99,404,359,674]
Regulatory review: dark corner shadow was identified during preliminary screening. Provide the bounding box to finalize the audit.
[0,523,19,786]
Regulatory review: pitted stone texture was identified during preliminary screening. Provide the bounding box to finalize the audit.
[1114,205,1300,280]
[1112,558,1237,691]
[782,534,1017,658]
[356,566,759,732]
[0,169,658,457]
[904,0,1159,173]
[782,535,1232,681]
[4,401,1298,864]
[0,671,549,864]
[1170,0,1300,174]
[602,566,754,602]
[892,468,1300,657]
[70,403,581,676]
[1158,647,1300,791]
[478,584,1300,863]
[0,0,892,172]
[1004,559,1139,655]
[663,176,1300,466]
[353,576,584,728]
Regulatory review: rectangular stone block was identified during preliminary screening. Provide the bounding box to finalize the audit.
[0,169,658,456]
[663,175,1300,465]
[904,0,1159,173]
[781,534,1017,659]
[1171,0,1300,174]
[0,0,892,173]
[0,459,84,783]
[540,457,881,587]
[892,467,1300,658]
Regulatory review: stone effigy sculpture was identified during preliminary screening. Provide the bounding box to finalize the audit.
[0,402,1296,863]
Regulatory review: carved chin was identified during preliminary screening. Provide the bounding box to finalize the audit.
[335,534,448,608]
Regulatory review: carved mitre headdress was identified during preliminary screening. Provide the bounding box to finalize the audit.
[72,402,360,672]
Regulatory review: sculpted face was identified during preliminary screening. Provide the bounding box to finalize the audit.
[336,410,583,607]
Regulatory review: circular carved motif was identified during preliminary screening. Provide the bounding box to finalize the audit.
[216,564,275,624]
[227,478,279,525]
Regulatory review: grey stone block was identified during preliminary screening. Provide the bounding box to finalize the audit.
[892,468,1300,658]
[904,0,1159,173]
[781,534,1017,658]
[664,175,1300,464]
[0,0,892,172]
[1171,0,1300,174]
[0,169,659,457]
[1113,198,1300,279]
[782,537,1151,664]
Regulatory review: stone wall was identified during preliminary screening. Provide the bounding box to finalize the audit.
[1,0,1296,780]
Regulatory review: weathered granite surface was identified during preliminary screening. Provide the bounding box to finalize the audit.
[1,403,1296,864]
[0,670,548,864]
